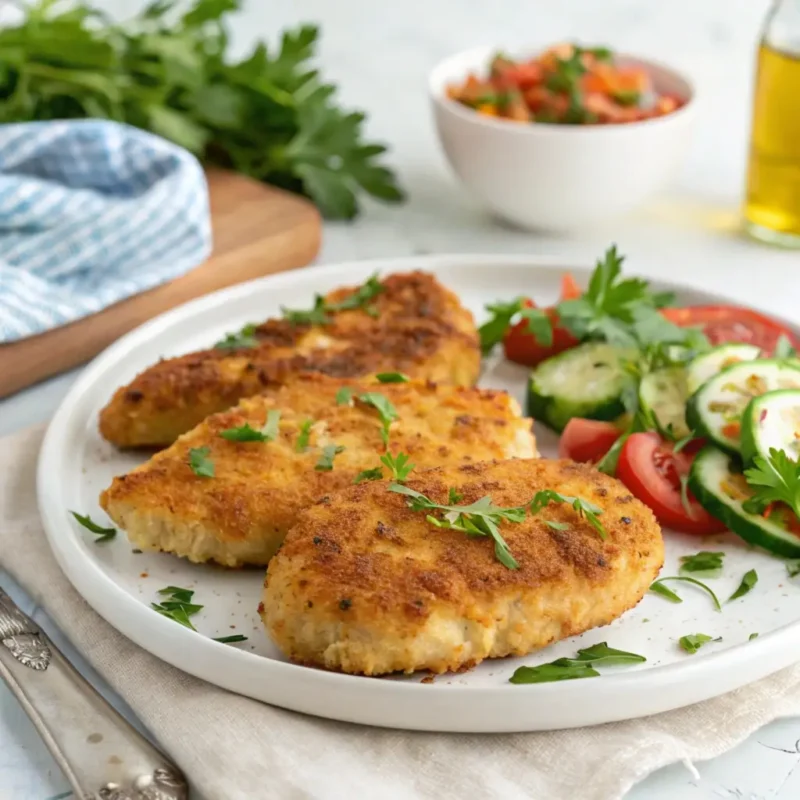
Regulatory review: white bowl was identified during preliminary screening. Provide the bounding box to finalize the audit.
[429,46,697,232]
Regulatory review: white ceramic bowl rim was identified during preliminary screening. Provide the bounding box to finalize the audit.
[429,45,696,134]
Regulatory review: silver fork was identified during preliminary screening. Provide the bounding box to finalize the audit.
[0,586,188,800]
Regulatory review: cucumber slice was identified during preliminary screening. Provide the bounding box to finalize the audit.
[685,359,800,454]
[689,445,800,558]
[686,344,762,395]
[639,367,690,438]
[526,342,633,432]
[740,389,800,467]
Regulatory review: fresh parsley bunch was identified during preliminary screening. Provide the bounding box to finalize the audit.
[0,0,404,219]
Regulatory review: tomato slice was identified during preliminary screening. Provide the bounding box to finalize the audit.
[616,432,726,535]
[559,418,621,462]
[663,305,800,355]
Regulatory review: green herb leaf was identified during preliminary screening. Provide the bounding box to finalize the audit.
[650,576,722,611]
[560,642,646,666]
[214,323,258,350]
[743,448,800,519]
[519,306,553,346]
[354,467,383,484]
[787,560,800,578]
[448,487,464,504]
[679,633,719,654]
[336,387,354,405]
[188,446,214,478]
[728,569,758,602]
[283,274,384,325]
[295,418,313,452]
[315,444,345,471]
[152,585,202,631]
[529,489,607,540]
[358,391,399,447]
[544,520,570,531]
[774,334,797,360]
[70,511,116,543]
[679,551,724,577]
[749,632,759,641]
[375,372,410,383]
[219,411,280,443]
[509,662,599,684]
[478,298,524,355]
[213,634,248,643]
[379,451,415,482]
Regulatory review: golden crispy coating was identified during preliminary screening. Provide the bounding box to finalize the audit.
[100,375,536,567]
[99,271,480,448]
[262,459,663,675]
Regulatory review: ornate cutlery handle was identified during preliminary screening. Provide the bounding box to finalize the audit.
[0,587,188,799]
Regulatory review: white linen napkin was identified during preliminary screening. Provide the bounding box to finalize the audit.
[5,424,800,800]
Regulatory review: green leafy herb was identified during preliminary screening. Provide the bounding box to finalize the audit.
[612,89,641,107]
[389,484,523,569]
[544,520,570,531]
[529,489,607,540]
[519,306,553,346]
[749,632,759,641]
[354,467,383,484]
[282,295,330,326]
[336,387,354,405]
[510,641,645,684]
[743,448,800,519]
[728,569,758,602]
[315,444,345,471]
[357,392,399,447]
[70,511,116,543]
[649,576,722,611]
[283,274,384,325]
[0,1,403,219]
[679,633,720,654]
[678,473,693,519]
[448,488,464,504]
[478,298,524,355]
[188,446,214,478]
[680,551,724,577]
[219,410,281,443]
[787,560,800,578]
[214,323,258,350]
[152,586,202,631]
[380,451,415,482]
[295,418,314,452]
[213,634,248,643]
[774,334,797,360]
[375,372,410,383]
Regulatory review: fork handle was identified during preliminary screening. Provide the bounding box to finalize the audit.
[0,627,188,799]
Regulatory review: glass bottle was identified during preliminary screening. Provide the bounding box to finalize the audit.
[744,0,800,247]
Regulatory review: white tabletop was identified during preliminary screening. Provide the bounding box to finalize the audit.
[3,0,800,797]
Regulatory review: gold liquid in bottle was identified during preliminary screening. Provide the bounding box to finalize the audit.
[744,43,800,247]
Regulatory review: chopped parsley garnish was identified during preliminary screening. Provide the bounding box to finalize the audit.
[354,467,383,484]
[381,451,415,482]
[679,633,719,655]
[295,419,314,452]
[787,560,800,578]
[680,551,724,577]
[214,323,259,350]
[315,444,345,471]
[544,520,570,531]
[510,641,645,684]
[530,489,607,540]
[743,448,800,519]
[213,634,248,644]
[219,410,281,443]
[389,483,522,569]
[479,298,524,354]
[728,569,758,602]
[749,632,759,641]
[774,334,797,360]
[649,576,721,611]
[357,391,399,447]
[188,446,214,478]
[448,488,463,504]
[70,511,116,543]
[375,372,410,383]
[282,274,384,325]
[152,586,202,631]
[335,387,353,405]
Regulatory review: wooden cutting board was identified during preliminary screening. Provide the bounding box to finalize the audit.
[0,168,322,398]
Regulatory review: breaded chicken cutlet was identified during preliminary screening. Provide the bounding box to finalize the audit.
[100,375,536,567]
[99,271,480,448]
[262,458,663,676]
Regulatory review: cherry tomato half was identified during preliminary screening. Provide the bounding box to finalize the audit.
[616,432,726,535]
[662,305,800,355]
[559,418,621,463]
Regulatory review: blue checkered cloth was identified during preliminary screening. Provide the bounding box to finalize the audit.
[0,120,212,343]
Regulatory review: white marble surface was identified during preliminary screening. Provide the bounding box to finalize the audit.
[3,0,800,797]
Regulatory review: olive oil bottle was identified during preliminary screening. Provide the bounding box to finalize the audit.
[744,0,800,247]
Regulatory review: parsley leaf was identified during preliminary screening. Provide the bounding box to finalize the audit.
[152,586,202,631]
[214,323,259,350]
[213,634,248,644]
[749,632,759,641]
[510,641,645,684]
[70,511,116,543]
[743,448,800,519]
[375,372,410,383]
[529,489,607,540]
[380,451,415,482]
[650,576,722,611]
[774,334,797,360]
[679,633,720,654]
[336,387,354,405]
[315,444,345,471]
[728,569,758,602]
[389,484,523,569]
[219,410,280,443]
[680,551,724,577]
[295,418,314,452]
[478,298,524,355]
[358,392,399,447]
[282,274,384,325]
[188,446,214,478]
[519,306,553,346]
[787,560,800,578]
[354,467,383,484]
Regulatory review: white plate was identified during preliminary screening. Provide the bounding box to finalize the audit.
[38,255,800,733]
